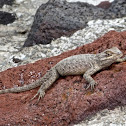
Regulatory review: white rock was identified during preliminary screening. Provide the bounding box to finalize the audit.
[16,0,24,4]
[66,0,114,6]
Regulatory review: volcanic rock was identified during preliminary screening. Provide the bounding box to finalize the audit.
[0,11,16,25]
[24,0,126,47]
[0,0,14,8]
[108,0,126,18]
[23,0,106,47]
[0,31,126,125]
[97,1,112,9]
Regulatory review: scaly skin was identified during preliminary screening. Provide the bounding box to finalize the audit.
[0,47,126,102]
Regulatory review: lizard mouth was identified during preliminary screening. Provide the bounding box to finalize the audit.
[116,49,123,57]
[118,52,123,57]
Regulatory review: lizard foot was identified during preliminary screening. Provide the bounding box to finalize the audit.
[86,81,97,90]
[30,89,45,103]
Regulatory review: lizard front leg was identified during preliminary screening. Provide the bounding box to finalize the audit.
[83,65,101,90]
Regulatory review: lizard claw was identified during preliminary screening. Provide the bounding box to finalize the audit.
[86,81,97,90]
[30,89,45,103]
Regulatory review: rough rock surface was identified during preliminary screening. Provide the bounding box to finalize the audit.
[1,0,126,73]
[23,0,106,47]
[0,31,126,125]
[0,0,14,8]
[0,11,16,25]
[0,0,16,25]
[96,1,111,9]
[1,16,126,72]
[66,0,114,5]
[0,0,126,125]
[108,0,126,18]
[24,0,126,47]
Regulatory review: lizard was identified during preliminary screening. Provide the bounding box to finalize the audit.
[0,47,126,102]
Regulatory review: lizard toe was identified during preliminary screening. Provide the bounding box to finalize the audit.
[86,81,97,90]
[37,90,45,102]
[30,92,39,101]
[30,89,45,103]
[91,81,97,90]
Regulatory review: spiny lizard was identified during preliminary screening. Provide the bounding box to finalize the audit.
[0,47,126,102]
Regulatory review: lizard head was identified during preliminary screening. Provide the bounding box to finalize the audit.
[103,47,123,58]
[97,47,123,66]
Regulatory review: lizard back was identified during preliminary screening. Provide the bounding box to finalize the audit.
[55,54,97,76]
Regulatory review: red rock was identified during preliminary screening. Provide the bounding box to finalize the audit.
[0,30,126,125]
[97,1,112,9]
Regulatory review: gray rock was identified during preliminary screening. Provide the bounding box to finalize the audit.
[24,0,126,47]
[0,11,16,25]
[108,0,126,18]
[23,0,106,47]
[0,0,14,8]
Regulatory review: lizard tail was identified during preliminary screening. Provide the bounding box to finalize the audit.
[0,67,59,94]
[0,79,43,94]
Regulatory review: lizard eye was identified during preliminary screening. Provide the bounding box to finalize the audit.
[105,51,113,57]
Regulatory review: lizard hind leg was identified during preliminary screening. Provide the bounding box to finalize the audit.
[30,67,59,103]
